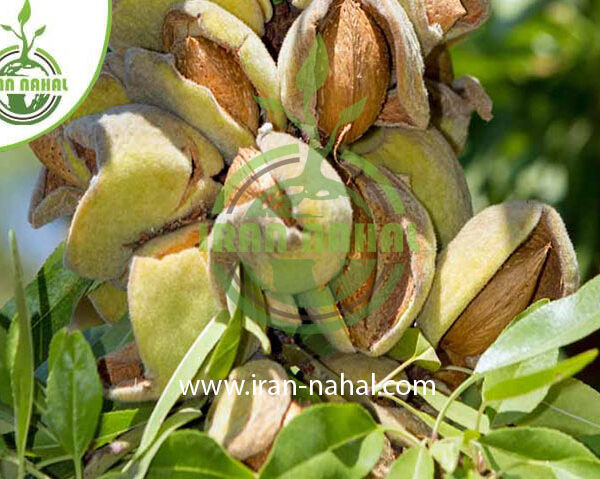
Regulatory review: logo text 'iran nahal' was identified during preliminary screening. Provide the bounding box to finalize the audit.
[0,0,67,125]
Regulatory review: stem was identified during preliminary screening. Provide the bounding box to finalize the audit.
[431,374,481,439]
[18,22,30,62]
[75,459,83,479]
[28,34,37,53]
[373,356,417,395]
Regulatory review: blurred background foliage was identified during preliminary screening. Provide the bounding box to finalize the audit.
[454,0,600,282]
[0,0,598,366]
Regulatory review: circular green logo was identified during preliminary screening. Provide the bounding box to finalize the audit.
[0,45,62,125]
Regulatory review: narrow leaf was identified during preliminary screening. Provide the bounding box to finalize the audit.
[259,403,384,479]
[34,25,45,36]
[244,317,271,355]
[146,430,253,479]
[44,328,103,466]
[0,327,12,405]
[136,314,227,457]
[241,269,270,354]
[483,350,598,402]
[205,307,242,381]
[8,231,34,479]
[1,243,94,367]
[388,444,434,479]
[131,408,202,479]
[1,24,13,31]
[476,276,600,373]
[94,408,153,449]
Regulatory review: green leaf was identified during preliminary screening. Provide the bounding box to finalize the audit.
[244,316,271,355]
[476,276,600,373]
[483,350,598,402]
[34,25,45,37]
[131,408,202,479]
[484,348,559,415]
[388,444,434,479]
[136,314,227,458]
[0,243,94,367]
[90,315,133,358]
[387,328,441,371]
[146,430,253,479]
[259,403,384,479]
[430,437,462,473]
[31,424,65,458]
[241,269,270,355]
[549,459,600,478]
[44,328,103,472]
[18,0,31,26]
[519,378,600,438]
[415,387,490,433]
[580,435,600,457]
[1,24,13,31]
[8,231,34,479]
[477,427,597,475]
[0,403,13,435]
[0,327,12,405]
[205,306,243,381]
[94,407,153,449]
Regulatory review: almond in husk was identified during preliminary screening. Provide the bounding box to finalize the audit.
[279,0,430,144]
[124,0,285,161]
[417,200,580,370]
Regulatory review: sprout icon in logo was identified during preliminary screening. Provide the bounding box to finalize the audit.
[0,0,67,125]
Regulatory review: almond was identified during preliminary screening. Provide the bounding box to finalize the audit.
[317,0,391,144]
[170,36,260,135]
